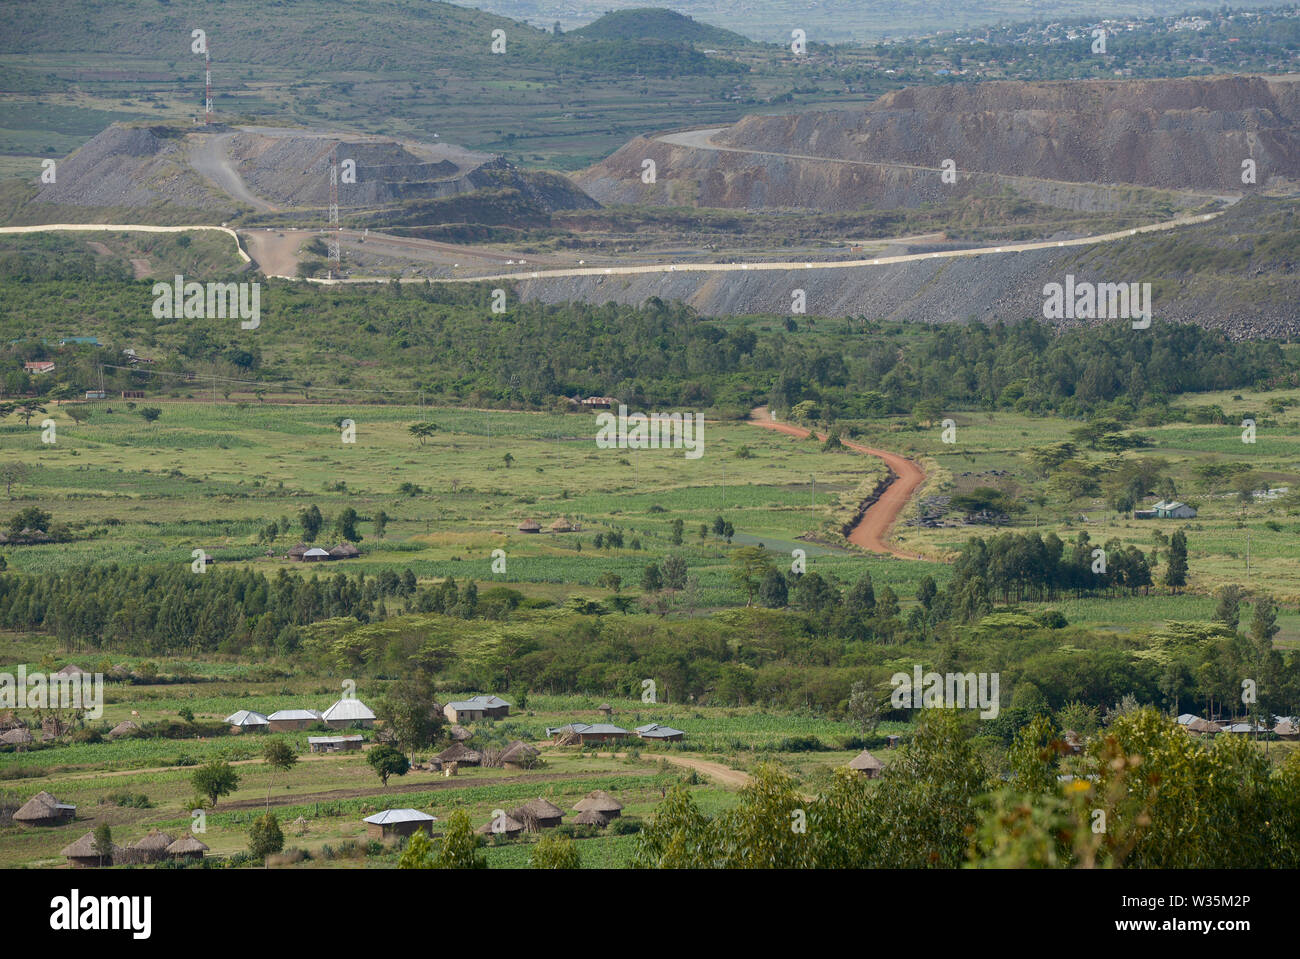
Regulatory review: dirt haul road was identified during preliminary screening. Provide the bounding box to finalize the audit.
[749,407,925,560]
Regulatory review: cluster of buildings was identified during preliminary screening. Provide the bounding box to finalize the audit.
[515,518,579,534]
[1176,713,1298,738]
[12,791,208,867]
[286,542,361,562]
[224,697,376,749]
[545,718,685,744]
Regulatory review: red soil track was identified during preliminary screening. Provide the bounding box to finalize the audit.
[748,407,926,559]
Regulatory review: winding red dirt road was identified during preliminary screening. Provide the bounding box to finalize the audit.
[749,407,926,560]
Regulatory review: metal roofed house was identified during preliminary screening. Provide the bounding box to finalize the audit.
[1175,713,1199,726]
[364,808,437,840]
[268,708,324,732]
[23,361,55,374]
[321,697,376,728]
[635,723,685,742]
[302,546,331,562]
[13,790,76,826]
[443,694,510,723]
[547,722,630,744]
[308,734,364,753]
[1151,500,1197,519]
[225,710,269,733]
[847,749,885,779]
[1220,721,1268,735]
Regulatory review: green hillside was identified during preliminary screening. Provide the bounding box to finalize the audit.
[0,0,555,70]
[570,8,755,46]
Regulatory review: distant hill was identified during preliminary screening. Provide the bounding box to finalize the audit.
[0,0,555,70]
[570,8,754,47]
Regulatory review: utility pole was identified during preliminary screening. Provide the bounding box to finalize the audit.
[811,474,815,511]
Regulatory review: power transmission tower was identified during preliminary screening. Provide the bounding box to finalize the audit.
[328,143,341,278]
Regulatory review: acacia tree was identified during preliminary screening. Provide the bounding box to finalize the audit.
[367,743,410,787]
[408,422,438,446]
[191,761,240,808]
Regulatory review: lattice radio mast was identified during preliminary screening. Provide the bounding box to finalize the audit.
[204,44,213,125]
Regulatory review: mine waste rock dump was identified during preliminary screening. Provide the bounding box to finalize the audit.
[535,76,1300,338]
[27,124,596,222]
[578,76,1300,212]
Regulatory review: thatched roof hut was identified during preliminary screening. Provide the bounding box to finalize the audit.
[287,543,310,560]
[53,664,89,677]
[329,542,361,559]
[61,831,121,867]
[499,740,541,769]
[1,727,33,746]
[517,519,541,533]
[448,725,474,742]
[165,835,209,860]
[476,812,524,836]
[847,749,884,778]
[127,830,177,863]
[108,720,141,739]
[574,790,623,817]
[510,797,565,831]
[437,742,482,766]
[1186,717,1221,735]
[14,790,76,826]
[574,809,609,828]
[550,518,573,532]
